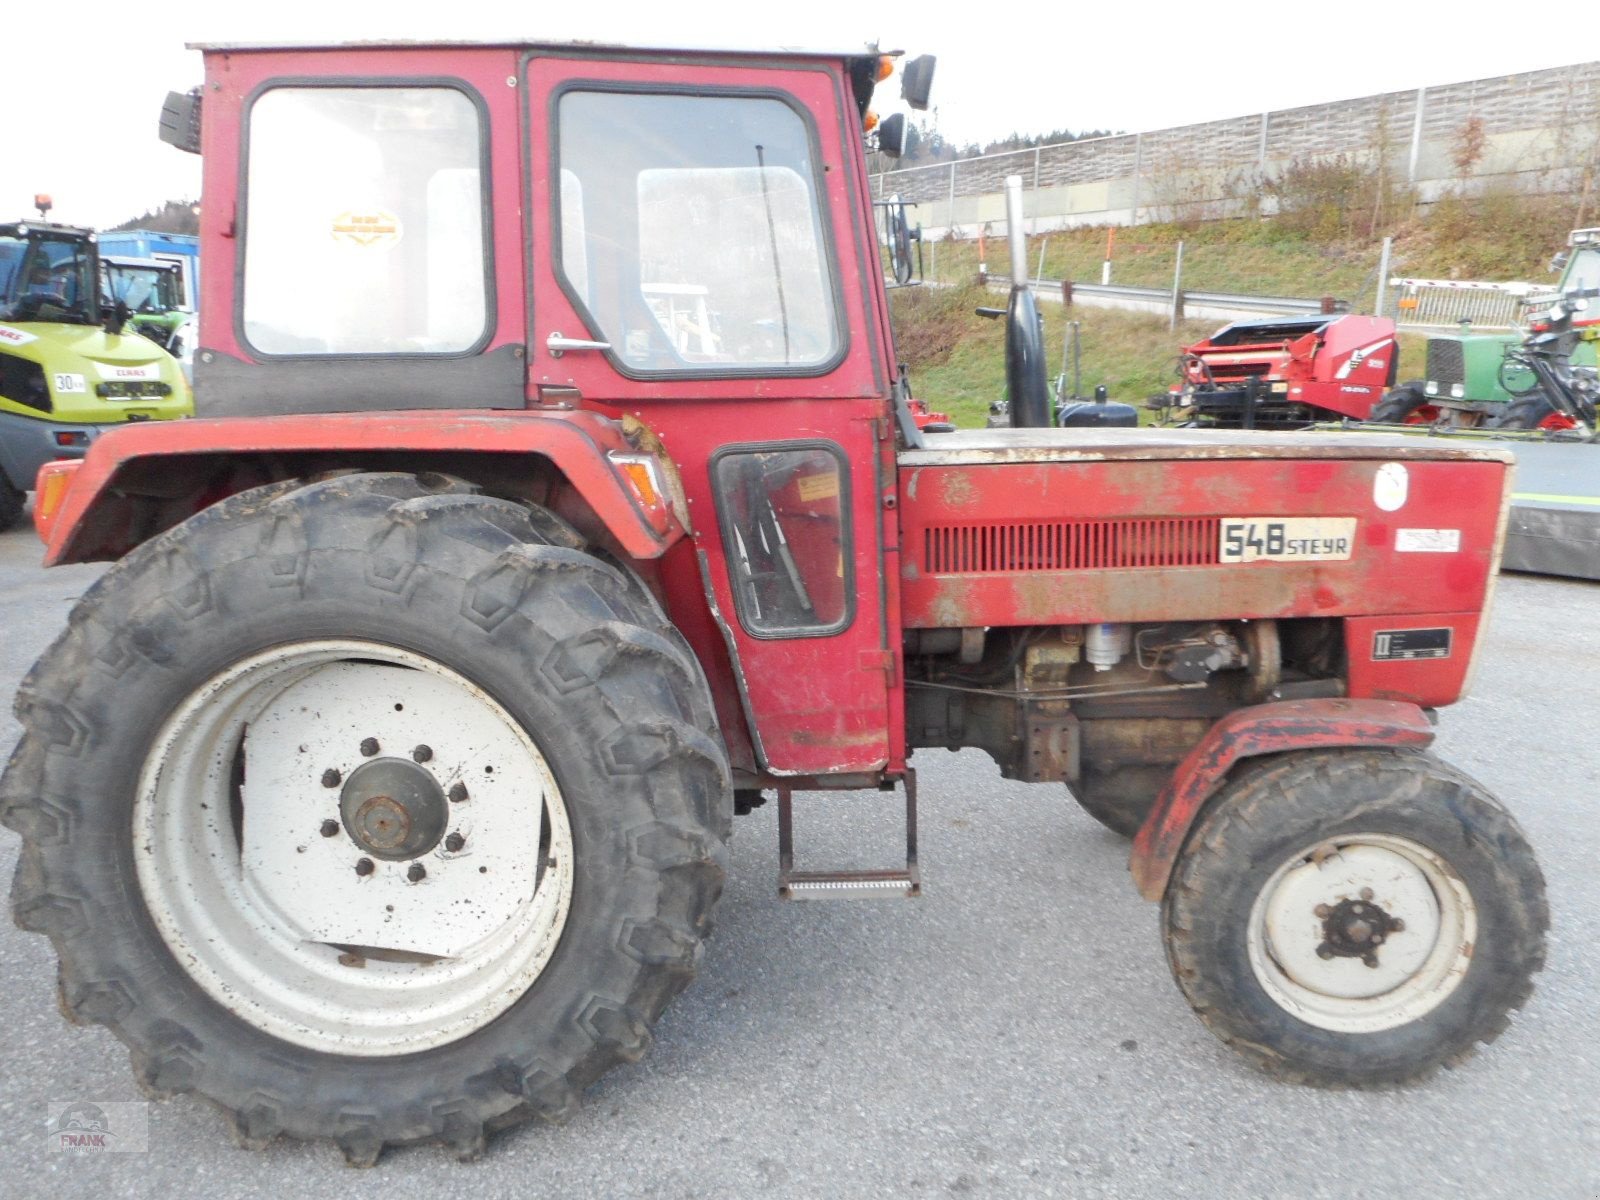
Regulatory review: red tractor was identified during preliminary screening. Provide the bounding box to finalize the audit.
[1155,314,1400,428]
[3,39,1545,1164]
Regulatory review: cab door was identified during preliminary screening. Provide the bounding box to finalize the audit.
[522,52,897,776]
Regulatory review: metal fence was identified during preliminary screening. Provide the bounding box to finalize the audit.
[1381,278,1540,331]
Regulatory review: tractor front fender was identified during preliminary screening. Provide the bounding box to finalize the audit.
[1128,699,1436,901]
[37,409,683,565]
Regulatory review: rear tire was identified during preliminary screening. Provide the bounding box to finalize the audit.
[1491,394,1577,432]
[1,472,731,1163]
[1162,749,1545,1086]
[0,480,24,533]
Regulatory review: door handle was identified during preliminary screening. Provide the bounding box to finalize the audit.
[545,331,611,358]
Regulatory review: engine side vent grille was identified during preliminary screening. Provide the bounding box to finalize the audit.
[923,517,1222,574]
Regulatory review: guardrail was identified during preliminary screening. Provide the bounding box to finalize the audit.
[981,274,1347,322]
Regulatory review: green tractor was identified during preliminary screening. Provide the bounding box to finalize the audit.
[102,254,189,351]
[0,210,192,531]
[1374,228,1600,431]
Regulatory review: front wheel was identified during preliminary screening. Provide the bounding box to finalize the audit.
[2,473,731,1162]
[1162,749,1546,1085]
[1367,384,1436,425]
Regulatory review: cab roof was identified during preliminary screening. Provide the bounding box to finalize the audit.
[187,38,896,61]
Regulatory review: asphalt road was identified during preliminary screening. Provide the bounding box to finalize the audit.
[0,517,1596,1199]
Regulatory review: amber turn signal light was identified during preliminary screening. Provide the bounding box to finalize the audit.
[33,459,81,545]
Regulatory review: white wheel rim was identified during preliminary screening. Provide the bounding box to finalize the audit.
[1246,833,1476,1034]
[134,640,574,1056]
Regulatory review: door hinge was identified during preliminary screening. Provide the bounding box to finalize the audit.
[860,648,897,687]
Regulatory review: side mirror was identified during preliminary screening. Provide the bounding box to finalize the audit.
[102,299,132,336]
[878,113,916,159]
[159,88,203,155]
[900,55,936,111]
[1550,250,1571,275]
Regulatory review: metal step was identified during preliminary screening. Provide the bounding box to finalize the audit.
[777,772,921,900]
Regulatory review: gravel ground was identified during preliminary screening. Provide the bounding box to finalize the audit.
[0,517,1595,1199]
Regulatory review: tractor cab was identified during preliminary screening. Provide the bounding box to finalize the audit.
[101,254,188,349]
[0,221,99,328]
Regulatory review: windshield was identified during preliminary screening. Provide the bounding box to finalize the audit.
[0,239,24,301]
[0,234,96,324]
[1563,247,1600,295]
[107,264,177,314]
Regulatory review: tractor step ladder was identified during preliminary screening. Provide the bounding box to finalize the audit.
[776,770,921,900]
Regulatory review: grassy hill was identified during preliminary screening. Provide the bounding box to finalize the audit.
[892,194,1579,425]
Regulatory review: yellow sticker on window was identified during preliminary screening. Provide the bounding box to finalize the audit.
[331,210,403,248]
[796,471,839,503]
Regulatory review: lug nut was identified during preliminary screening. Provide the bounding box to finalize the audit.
[407,862,427,883]
[448,782,469,804]
[360,738,380,757]
[1314,904,1331,919]
[322,768,342,788]
[445,832,465,852]
[320,819,341,838]
[1316,944,1335,960]
[355,858,375,876]
[1391,918,1405,932]
[412,744,433,764]
[1360,887,1374,901]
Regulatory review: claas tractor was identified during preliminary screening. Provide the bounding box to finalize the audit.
[2,39,1546,1165]
[1152,313,1399,428]
[1375,228,1600,430]
[0,211,191,532]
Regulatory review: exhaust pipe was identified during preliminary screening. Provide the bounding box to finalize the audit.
[1003,175,1051,428]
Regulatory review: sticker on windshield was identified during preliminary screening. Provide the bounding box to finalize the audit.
[0,324,38,346]
[1220,518,1356,563]
[331,210,403,249]
[52,373,86,394]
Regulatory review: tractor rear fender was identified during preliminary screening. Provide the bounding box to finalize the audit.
[1128,699,1437,901]
[35,409,684,566]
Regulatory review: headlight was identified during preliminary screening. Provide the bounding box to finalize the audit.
[1450,384,1465,399]
[1425,382,1439,396]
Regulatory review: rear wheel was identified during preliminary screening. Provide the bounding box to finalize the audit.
[1491,394,1579,432]
[1,473,731,1162]
[1162,749,1546,1085]
[0,479,24,532]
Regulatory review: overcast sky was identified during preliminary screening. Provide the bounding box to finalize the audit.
[7,1,1593,229]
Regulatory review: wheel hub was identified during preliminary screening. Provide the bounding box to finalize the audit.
[1315,893,1404,968]
[339,758,447,860]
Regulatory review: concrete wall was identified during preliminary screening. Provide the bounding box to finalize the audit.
[874,61,1600,238]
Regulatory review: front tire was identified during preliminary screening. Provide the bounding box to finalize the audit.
[2,473,731,1162]
[1162,749,1545,1085]
[1367,384,1435,425]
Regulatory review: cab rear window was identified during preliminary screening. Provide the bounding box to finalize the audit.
[241,84,489,357]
